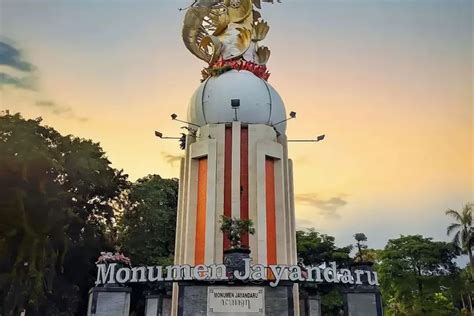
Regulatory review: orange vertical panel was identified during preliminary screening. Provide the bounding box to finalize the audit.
[265,158,277,267]
[195,158,208,265]
[223,127,232,250]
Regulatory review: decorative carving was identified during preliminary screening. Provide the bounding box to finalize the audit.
[181,0,278,78]
[255,46,270,65]
[252,20,269,42]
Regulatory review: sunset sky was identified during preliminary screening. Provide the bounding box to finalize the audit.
[1,0,472,251]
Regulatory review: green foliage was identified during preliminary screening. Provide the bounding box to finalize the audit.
[360,248,380,264]
[449,266,474,315]
[118,175,179,266]
[320,288,344,315]
[446,203,473,277]
[354,233,367,243]
[297,229,352,315]
[378,235,459,315]
[0,112,128,315]
[115,175,179,315]
[220,216,255,249]
[386,292,458,316]
[431,292,458,315]
[296,229,352,266]
[446,203,473,251]
[353,233,368,262]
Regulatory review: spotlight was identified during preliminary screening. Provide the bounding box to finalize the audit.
[231,99,241,121]
[231,99,240,109]
[288,134,327,143]
[170,114,200,128]
[316,134,325,142]
[273,111,297,127]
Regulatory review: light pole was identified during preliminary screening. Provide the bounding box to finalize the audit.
[288,134,326,143]
[273,111,297,127]
[170,113,200,128]
[154,131,181,140]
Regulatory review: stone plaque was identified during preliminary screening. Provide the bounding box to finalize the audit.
[145,295,172,316]
[87,287,131,316]
[145,297,158,316]
[207,287,265,315]
[347,293,378,316]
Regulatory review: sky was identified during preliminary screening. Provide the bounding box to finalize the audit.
[1,0,472,253]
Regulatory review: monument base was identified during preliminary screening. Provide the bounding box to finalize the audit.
[145,293,172,316]
[343,262,383,316]
[299,294,321,316]
[175,281,295,316]
[343,289,383,316]
[87,286,131,316]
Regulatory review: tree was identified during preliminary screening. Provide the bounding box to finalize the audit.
[118,175,179,266]
[116,175,179,315]
[296,229,353,315]
[378,235,458,315]
[296,229,352,266]
[353,233,368,262]
[0,113,128,315]
[446,203,473,277]
[445,266,474,314]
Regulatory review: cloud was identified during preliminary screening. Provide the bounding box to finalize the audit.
[0,41,37,90]
[0,40,87,122]
[295,193,348,218]
[0,41,35,72]
[36,100,71,114]
[35,100,88,122]
[161,152,183,166]
[0,73,36,90]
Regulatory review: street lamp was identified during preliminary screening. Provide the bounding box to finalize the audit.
[273,111,297,127]
[170,113,200,128]
[155,131,181,140]
[288,134,326,143]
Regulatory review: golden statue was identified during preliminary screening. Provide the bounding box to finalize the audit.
[182,0,276,73]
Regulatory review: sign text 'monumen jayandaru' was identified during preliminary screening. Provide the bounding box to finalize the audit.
[95,259,379,288]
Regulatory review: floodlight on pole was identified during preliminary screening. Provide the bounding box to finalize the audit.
[170,113,201,128]
[231,99,240,121]
[154,131,181,140]
[272,111,297,127]
[288,134,326,143]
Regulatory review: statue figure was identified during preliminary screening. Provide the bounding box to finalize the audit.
[181,0,276,80]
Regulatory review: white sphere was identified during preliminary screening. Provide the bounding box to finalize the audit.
[187,70,287,134]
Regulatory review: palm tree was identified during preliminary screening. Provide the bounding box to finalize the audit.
[446,203,473,277]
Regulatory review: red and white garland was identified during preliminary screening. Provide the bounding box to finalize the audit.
[202,58,271,81]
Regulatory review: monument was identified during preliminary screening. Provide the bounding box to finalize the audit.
[88,1,384,315]
[173,0,299,314]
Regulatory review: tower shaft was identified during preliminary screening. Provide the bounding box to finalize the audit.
[174,122,297,267]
